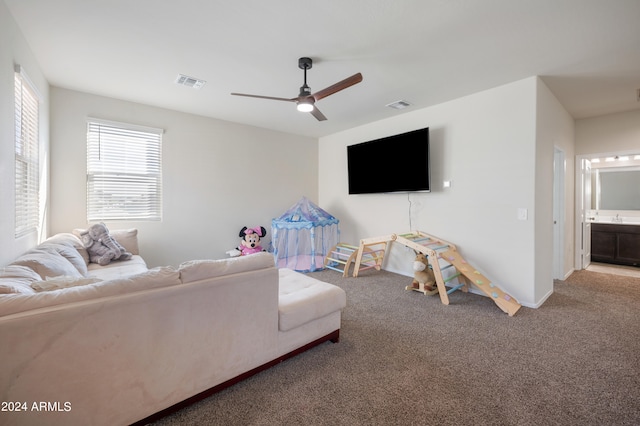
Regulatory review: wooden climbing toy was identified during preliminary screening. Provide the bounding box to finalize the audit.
[324,243,359,277]
[353,235,393,277]
[439,248,521,316]
[352,230,522,316]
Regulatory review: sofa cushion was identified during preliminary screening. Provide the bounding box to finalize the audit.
[0,265,41,294]
[87,255,148,281]
[0,266,181,318]
[42,233,90,265]
[277,268,347,332]
[38,242,89,276]
[179,252,275,284]
[11,248,83,279]
[110,228,140,255]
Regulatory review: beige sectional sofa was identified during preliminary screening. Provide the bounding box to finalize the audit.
[0,231,346,426]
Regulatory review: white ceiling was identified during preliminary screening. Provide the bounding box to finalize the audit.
[5,0,640,138]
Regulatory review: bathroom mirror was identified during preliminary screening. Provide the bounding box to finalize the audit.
[595,167,640,210]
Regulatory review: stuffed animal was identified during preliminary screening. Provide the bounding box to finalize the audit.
[407,252,437,294]
[227,226,267,257]
[79,223,132,266]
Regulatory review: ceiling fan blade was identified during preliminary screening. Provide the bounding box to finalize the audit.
[312,73,363,101]
[310,106,327,121]
[231,93,296,102]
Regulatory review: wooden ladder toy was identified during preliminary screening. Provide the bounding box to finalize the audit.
[353,235,395,277]
[324,243,359,277]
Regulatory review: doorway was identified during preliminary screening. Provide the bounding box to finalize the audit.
[575,150,640,271]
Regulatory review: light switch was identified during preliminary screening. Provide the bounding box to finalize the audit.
[443,180,451,188]
[517,208,528,221]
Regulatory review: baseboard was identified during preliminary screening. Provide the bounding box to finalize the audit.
[131,329,340,426]
[563,268,575,280]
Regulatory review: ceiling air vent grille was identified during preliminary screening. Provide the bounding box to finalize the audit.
[386,100,411,110]
[175,74,206,89]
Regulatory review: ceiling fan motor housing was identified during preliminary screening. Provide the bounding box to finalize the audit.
[299,85,312,97]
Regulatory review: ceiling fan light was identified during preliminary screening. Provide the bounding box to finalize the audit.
[297,101,314,112]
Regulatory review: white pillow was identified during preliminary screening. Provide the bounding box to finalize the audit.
[42,233,90,265]
[31,276,101,292]
[11,248,82,279]
[38,242,89,276]
[110,229,139,255]
[0,265,41,294]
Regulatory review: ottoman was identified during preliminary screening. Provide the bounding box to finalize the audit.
[278,268,346,332]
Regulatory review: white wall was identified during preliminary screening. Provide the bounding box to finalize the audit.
[575,110,640,156]
[319,77,571,307]
[50,87,318,267]
[0,1,50,266]
[535,78,576,299]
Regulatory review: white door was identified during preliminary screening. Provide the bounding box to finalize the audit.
[553,148,565,280]
[580,158,592,269]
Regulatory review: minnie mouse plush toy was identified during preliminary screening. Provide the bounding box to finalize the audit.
[227,226,267,257]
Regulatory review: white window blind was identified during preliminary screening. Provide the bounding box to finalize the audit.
[14,66,40,238]
[86,119,163,221]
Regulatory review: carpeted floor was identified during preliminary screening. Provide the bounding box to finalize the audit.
[153,268,640,426]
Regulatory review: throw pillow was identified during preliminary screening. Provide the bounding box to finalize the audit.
[11,248,83,280]
[0,265,41,294]
[39,242,89,276]
[43,233,90,265]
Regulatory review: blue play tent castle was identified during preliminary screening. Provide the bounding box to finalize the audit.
[271,197,339,272]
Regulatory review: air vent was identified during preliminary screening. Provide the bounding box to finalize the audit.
[175,74,206,89]
[386,100,411,110]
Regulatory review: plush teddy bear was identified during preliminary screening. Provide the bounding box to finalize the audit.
[226,226,267,257]
[407,252,437,294]
[79,223,132,266]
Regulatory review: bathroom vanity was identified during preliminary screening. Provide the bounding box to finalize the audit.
[591,223,640,266]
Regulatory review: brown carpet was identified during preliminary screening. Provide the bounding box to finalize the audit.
[153,268,640,426]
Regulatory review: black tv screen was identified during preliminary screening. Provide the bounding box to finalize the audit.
[347,127,430,194]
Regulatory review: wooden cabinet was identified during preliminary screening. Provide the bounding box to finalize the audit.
[591,223,640,266]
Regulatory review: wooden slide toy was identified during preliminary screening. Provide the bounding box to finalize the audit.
[439,248,521,316]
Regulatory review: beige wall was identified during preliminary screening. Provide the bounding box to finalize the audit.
[49,88,318,267]
[535,78,576,296]
[0,1,50,266]
[575,110,640,156]
[319,77,575,308]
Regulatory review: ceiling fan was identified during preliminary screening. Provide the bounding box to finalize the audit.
[231,57,363,121]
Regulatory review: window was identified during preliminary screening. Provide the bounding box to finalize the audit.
[86,119,163,221]
[14,65,40,238]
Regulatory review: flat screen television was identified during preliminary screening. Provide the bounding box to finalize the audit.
[347,127,430,194]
